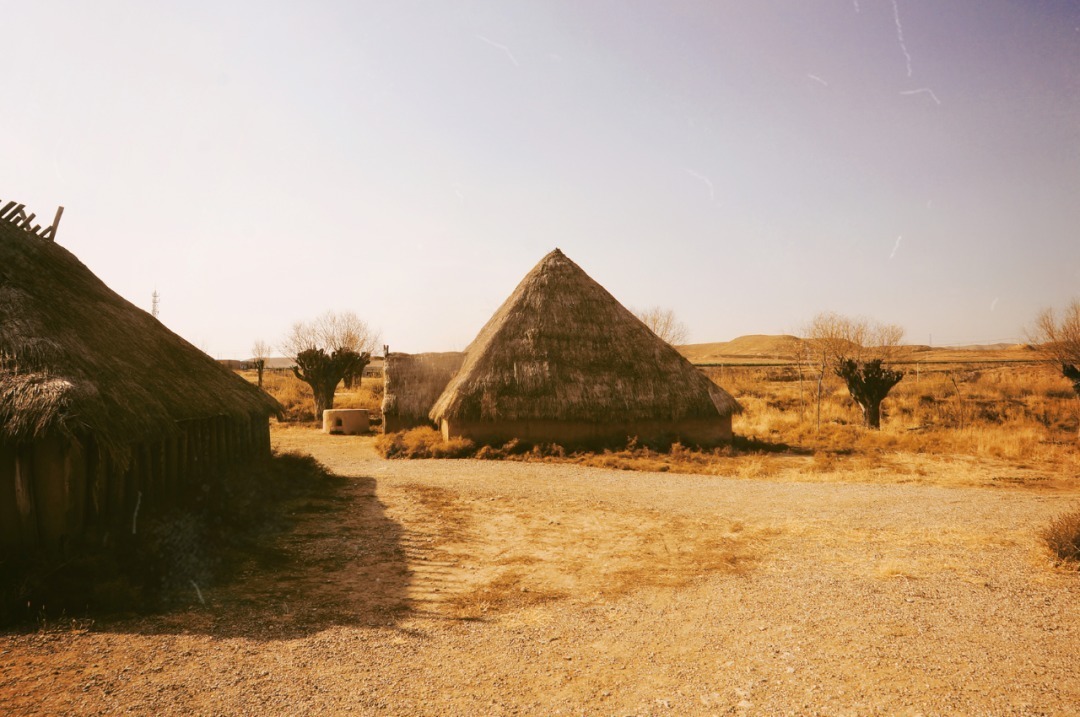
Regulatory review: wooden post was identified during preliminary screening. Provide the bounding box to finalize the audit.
[0,443,21,547]
[39,206,64,242]
[84,439,103,533]
[15,446,39,547]
[164,435,178,504]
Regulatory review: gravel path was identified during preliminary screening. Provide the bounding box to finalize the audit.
[2,427,1079,716]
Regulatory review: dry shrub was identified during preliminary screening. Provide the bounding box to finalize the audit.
[474,439,567,460]
[376,427,475,459]
[1043,509,1080,566]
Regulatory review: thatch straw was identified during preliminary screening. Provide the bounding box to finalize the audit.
[430,249,741,424]
[382,352,465,429]
[0,217,280,457]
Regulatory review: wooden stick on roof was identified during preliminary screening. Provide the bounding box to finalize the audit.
[39,206,64,242]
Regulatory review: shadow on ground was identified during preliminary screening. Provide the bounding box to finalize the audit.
[3,454,412,640]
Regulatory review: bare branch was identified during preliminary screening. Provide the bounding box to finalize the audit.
[804,311,906,367]
[634,306,689,346]
[281,310,381,359]
[1030,299,1080,366]
[251,340,271,362]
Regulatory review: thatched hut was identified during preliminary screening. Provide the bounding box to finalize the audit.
[382,351,465,432]
[429,249,741,448]
[1,209,280,553]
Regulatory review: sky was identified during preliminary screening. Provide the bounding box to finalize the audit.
[4,1,1080,357]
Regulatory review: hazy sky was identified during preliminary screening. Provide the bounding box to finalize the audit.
[5,1,1079,357]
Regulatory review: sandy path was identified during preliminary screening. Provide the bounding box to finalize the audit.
[2,427,1079,716]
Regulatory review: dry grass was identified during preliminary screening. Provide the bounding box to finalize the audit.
[259,373,315,422]
[309,360,1077,489]
[375,427,475,459]
[1043,508,1080,566]
[713,362,1080,471]
[373,427,804,479]
[334,380,384,413]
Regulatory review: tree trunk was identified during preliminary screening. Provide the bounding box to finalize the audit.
[859,399,882,429]
[312,382,336,419]
[816,354,826,433]
[256,366,265,388]
[797,355,805,421]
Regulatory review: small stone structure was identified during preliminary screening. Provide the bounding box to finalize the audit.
[323,409,369,435]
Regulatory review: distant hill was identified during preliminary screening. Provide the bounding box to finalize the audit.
[941,343,1023,352]
[678,335,1039,365]
[678,335,800,364]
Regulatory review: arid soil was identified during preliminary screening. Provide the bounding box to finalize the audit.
[3,424,1079,716]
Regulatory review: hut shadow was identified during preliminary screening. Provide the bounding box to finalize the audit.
[96,469,414,641]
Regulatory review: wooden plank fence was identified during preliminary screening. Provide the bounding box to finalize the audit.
[0,413,273,553]
[0,198,64,241]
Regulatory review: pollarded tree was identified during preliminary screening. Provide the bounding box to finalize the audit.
[281,311,380,417]
[634,306,689,346]
[251,339,271,388]
[805,312,906,429]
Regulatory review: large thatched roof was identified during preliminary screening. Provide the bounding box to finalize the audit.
[0,216,280,454]
[430,249,741,424]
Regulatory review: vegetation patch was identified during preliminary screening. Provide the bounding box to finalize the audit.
[1043,508,1080,566]
[375,427,475,459]
[712,362,1080,473]
[375,429,803,478]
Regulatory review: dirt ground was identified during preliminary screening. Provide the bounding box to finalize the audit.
[3,424,1079,716]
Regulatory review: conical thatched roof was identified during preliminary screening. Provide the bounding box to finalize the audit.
[430,249,740,424]
[0,218,280,456]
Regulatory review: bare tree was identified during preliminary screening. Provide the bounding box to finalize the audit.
[1032,299,1080,394]
[281,311,380,417]
[780,336,812,422]
[805,312,906,429]
[1031,299,1080,437]
[251,339,271,388]
[634,306,689,346]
